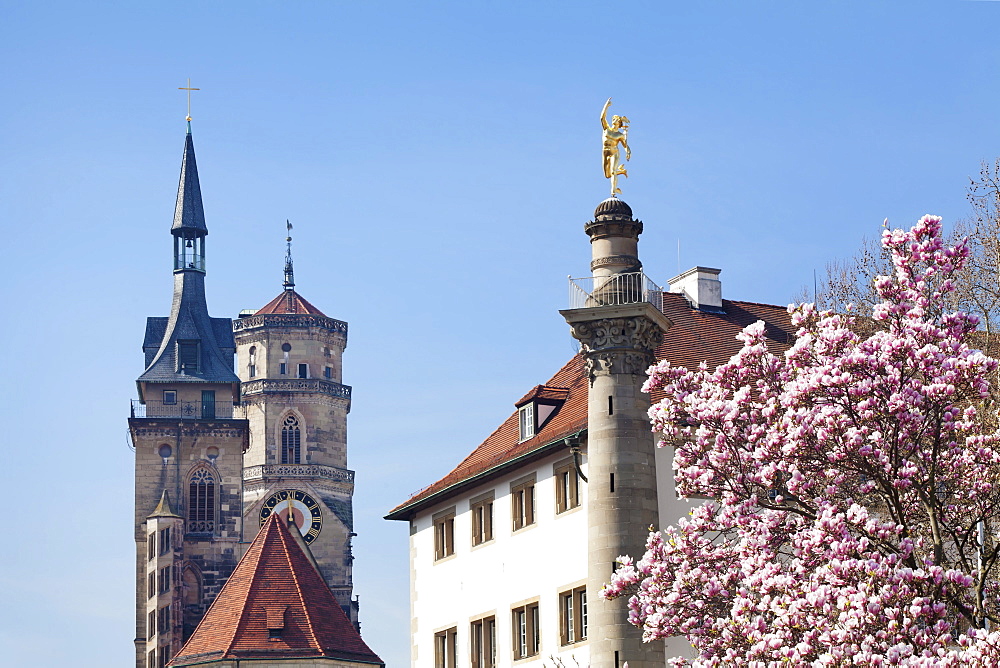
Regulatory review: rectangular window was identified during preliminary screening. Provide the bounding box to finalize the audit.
[434,627,458,668]
[560,586,588,644]
[324,366,332,379]
[159,566,171,594]
[512,602,540,659]
[518,404,535,442]
[147,610,156,640]
[148,649,156,668]
[158,646,169,668]
[147,572,155,599]
[158,604,171,636]
[471,494,494,546]
[159,527,171,555]
[162,390,177,405]
[433,510,455,561]
[555,462,580,514]
[248,364,256,378]
[471,616,497,668]
[176,340,199,373]
[298,363,308,378]
[147,533,155,561]
[511,478,535,532]
[279,362,287,375]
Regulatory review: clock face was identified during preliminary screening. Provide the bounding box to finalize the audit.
[259,489,323,544]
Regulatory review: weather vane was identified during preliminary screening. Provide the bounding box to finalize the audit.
[601,98,631,196]
[283,220,295,290]
[178,78,200,122]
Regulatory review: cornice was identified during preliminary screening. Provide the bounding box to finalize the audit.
[233,313,348,335]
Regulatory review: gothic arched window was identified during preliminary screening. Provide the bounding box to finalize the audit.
[281,414,302,464]
[188,469,216,533]
[181,565,202,609]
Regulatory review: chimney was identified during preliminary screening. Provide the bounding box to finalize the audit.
[668,266,723,311]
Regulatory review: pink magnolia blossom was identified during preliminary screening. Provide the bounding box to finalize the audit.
[603,216,1000,665]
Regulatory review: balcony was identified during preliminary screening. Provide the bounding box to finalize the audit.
[243,463,355,484]
[131,399,236,420]
[241,378,351,400]
[568,271,663,311]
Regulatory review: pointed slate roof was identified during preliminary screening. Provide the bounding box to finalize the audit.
[137,273,240,388]
[148,490,182,519]
[256,289,327,316]
[171,130,208,235]
[137,130,239,394]
[168,514,382,667]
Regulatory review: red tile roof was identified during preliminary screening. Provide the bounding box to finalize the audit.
[256,289,327,316]
[168,514,383,666]
[515,384,571,407]
[386,293,794,520]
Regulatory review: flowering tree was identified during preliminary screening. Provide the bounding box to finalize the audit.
[816,161,1000,360]
[602,216,1000,666]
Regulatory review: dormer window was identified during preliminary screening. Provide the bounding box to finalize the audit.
[518,404,535,442]
[177,340,200,373]
[515,385,570,443]
[264,604,287,641]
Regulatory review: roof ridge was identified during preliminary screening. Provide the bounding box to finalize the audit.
[723,297,791,310]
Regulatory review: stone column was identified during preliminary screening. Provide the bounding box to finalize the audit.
[561,304,668,668]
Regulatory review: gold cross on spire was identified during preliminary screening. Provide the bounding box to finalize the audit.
[178,78,200,121]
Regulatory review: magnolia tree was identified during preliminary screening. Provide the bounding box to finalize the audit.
[602,216,1000,666]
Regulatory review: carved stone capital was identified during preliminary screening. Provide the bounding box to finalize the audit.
[568,315,662,379]
[569,316,662,352]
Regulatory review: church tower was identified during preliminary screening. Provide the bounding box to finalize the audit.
[233,229,360,627]
[130,124,249,668]
[561,196,670,668]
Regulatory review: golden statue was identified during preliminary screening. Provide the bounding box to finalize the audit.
[601,97,631,196]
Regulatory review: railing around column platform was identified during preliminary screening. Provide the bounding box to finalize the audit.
[568,271,663,310]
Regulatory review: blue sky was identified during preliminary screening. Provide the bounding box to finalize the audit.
[3,1,1000,665]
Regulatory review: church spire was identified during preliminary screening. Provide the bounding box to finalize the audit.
[283,220,295,290]
[137,126,239,395]
[171,128,208,273]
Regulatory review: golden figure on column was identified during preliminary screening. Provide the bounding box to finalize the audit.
[601,97,631,196]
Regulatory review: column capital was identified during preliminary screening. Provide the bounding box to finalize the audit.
[561,303,670,380]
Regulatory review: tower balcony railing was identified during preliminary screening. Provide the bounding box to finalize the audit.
[243,463,355,484]
[568,271,663,311]
[131,399,236,420]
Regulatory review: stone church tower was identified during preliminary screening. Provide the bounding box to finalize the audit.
[234,233,359,626]
[131,125,248,668]
[131,125,360,668]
